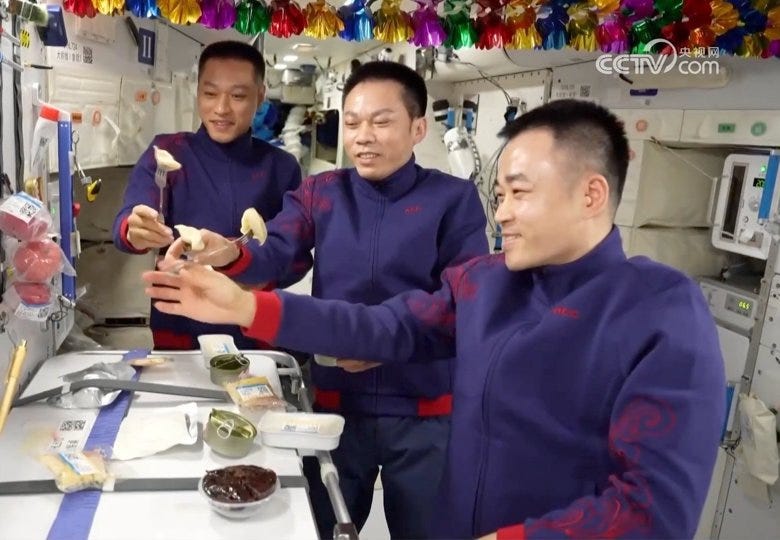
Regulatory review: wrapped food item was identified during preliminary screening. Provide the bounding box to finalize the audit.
[2,282,53,322]
[47,362,137,409]
[225,376,289,420]
[12,238,76,282]
[0,192,53,241]
[40,450,109,493]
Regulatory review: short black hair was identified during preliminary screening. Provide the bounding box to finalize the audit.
[198,40,265,83]
[498,99,630,209]
[343,61,427,119]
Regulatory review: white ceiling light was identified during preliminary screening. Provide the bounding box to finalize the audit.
[283,54,299,62]
[292,43,316,52]
[274,63,288,70]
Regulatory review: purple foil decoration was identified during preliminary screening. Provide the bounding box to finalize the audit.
[411,1,446,46]
[200,0,238,29]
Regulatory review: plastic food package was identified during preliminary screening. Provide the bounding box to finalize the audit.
[0,192,53,241]
[2,282,53,321]
[39,450,109,493]
[12,238,76,282]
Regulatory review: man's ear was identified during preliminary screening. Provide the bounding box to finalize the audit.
[582,173,610,218]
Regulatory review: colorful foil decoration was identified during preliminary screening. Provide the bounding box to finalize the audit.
[339,0,374,42]
[442,0,477,48]
[590,0,620,16]
[64,0,98,17]
[126,0,158,18]
[567,4,598,51]
[92,0,125,15]
[621,0,654,24]
[200,0,237,29]
[475,0,513,50]
[269,0,306,38]
[536,3,569,50]
[766,6,780,41]
[507,2,543,49]
[710,0,740,36]
[157,0,202,25]
[234,0,270,35]
[374,0,414,43]
[410,0,447,47]
[596,12,628,52]
[303,0,344,39]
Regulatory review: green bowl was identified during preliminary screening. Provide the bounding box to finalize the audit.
[204,409,257,458]
[209,353,249,386]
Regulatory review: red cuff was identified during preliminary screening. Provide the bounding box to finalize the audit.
[219,244,251,277]
[242,290,283,343]
[120,216,148,254]
[497,524,526,540]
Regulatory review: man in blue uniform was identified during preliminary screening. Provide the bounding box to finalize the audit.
[162,61,489,539]
[113,40,302,349]
[145,99,726,539]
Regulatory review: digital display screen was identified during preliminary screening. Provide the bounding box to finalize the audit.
[754,177,766,188]
[725,294,752,317]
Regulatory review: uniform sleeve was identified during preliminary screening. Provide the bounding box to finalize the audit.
[220,177,316,286]
[111,141,161,254]
[437,182,489,268]
[241,265,467,363]
[497,281,726,540]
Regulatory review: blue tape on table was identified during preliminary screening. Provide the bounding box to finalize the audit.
[47,349,150,540]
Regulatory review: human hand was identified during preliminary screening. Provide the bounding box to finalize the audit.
[126,204,174,250]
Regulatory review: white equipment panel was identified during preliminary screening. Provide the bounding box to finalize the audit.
[681,110,780,146]
[712,154,771,259]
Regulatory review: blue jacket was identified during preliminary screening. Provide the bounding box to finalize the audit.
[244,228,726,538]
[112,126,302,349]
[221,157,489,416]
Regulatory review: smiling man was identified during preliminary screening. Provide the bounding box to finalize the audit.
[161,61,489,539]
[112,40,302,350]
[145,99,725,539]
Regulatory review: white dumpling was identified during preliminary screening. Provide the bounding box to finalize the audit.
[240,208,268,244]
[174,224,205,252]
[153,145,182,171]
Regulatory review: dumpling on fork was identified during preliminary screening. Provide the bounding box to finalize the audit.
[240,208,268,244]
[174,224,205,252]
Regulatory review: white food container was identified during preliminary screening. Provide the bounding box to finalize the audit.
[198,334,239,368]
[259,411,345,451]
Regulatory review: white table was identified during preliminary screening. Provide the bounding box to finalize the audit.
[0,350,320,540]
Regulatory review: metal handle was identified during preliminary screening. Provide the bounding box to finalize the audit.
[295,370,357,539]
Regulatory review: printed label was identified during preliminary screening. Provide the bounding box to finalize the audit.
[0,192,42,224]
[59,452,96,476]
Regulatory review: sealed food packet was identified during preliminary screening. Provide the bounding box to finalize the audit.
[0,192,53,241]
[225,376,289,413]
[40,450,109,493]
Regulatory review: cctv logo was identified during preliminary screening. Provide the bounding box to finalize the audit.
[596,39,720,76]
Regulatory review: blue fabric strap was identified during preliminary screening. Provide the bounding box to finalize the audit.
[46,349,150,540]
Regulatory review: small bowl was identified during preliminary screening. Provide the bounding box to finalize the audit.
[204,409,257,458]
[209,353,249,386]
[199,465,279,519]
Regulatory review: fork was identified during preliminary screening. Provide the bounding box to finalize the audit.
[154,166,167,223]
[169,232,254,274]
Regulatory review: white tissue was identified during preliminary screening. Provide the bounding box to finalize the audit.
[112,402,198,461]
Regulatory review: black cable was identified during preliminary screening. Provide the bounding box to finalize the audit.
[12,14,22,187]
[450,53,512,104]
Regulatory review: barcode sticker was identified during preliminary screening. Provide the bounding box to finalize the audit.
[59,452,96,476]
[236,383,274,401]
[15,302,51,321]
[282,423,319,434]
[0,192,43,223]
